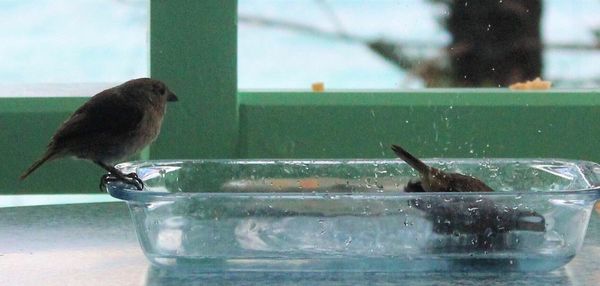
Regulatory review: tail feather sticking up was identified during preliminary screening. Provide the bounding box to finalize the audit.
[391,144,431,176]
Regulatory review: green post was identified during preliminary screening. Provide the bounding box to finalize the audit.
[150,0,238,159]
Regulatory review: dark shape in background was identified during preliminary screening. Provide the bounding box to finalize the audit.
[438,0,543,87]
[240,0,600,88]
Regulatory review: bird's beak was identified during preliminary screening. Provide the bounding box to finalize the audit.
[167,92,178,102]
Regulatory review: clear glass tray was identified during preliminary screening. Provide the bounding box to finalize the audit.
[106,159,600,272]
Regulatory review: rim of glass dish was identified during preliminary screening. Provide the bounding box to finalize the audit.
[115,158,600,165]
[106,158,600,202]
[107,184,600,203]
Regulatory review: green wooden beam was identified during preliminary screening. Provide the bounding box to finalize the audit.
[239,89,600,107]
[239,90,600,162]
[149,0,239,159]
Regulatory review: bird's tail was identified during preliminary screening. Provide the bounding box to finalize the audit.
[20,151,56,180]
[391,144,431,176]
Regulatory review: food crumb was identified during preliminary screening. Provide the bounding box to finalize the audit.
[509,77,552,90]
[299,179,320,189]
[312,82,325,92]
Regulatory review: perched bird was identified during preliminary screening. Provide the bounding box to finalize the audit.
[391,144,494,193]
[391,144,545,249]
[20,78,178,190]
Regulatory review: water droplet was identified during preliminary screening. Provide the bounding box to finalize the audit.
[345,236,353,246]
[364,177,378,188]
[319,219,327,235]
[484,228,494,237]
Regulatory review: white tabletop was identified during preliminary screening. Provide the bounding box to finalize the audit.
[1,197,599,285]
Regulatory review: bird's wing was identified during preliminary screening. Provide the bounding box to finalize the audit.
[449,173,495,192]
[50,88,144,148]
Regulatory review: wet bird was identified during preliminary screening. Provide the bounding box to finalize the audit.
[391,144,494,193]
[20,78,178,190]
[411,195,546,250]
[391,144,545,249]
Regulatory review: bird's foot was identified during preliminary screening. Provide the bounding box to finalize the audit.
[99,172,144,192]
[99,173,114,192]
[125,172,144,190]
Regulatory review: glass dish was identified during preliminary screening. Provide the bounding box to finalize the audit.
[106,159,600,272]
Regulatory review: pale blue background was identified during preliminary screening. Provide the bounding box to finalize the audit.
[0,0,598,89]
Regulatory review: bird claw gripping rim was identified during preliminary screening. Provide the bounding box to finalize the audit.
[100,172,144,192]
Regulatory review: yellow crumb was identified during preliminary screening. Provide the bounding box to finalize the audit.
[271,179,293,189]
[509,77,552,90]
[312,82,325,92]
[299,179,320,189]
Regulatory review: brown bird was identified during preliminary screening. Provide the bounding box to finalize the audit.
[411,195,546,250]
[391,144,545,250]
[20,78,178,190]
[411,195,546,233]
[391,144,494,193]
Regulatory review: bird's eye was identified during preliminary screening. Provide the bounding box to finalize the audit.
[154,84,166,95]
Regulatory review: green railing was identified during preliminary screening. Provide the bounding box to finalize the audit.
[4,97,104,193]
[3,0,599,194]
[238,90,600,160]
